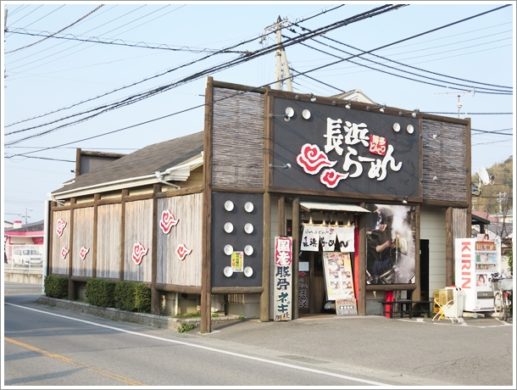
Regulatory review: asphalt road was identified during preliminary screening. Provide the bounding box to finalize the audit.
[2,282,515,387]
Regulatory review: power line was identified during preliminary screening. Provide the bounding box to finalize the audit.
[5,4,392,140]
[290,40,510,95]
[291,23,511,91]
[7,29,249,54]
[5,5,105,54]
[6,5,405,157]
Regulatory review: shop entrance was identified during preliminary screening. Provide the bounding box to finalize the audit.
[296,202,367,316]
[298,251,326,315]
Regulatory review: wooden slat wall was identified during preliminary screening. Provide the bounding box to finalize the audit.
[156,193,203,287]
[422,119,468,203]
[97,204,122,279]
[212,87,264,188]
[50,210,71,275]
[72,207,94,277]
[124,199,153,282]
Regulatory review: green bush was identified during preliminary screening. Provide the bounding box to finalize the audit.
[134,283,151,313]
[44,274,68,298]
[114,281,151,313]
[85,279,116,307]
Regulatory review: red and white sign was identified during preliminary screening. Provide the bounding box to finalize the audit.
[274,236,293,321]
[275,236,293,266]
[176,244,192,261]
[132,242,148,265]
[159,209,180,234]
[56,218,67,237]
[79,246,90,260]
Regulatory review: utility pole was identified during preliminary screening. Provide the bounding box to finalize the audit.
[435,90,474,118]
[273,16,292,92]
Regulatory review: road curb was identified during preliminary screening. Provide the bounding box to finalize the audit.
[36,296,242,332]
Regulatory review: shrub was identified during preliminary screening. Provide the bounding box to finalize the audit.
[85,279,116,307]
[44,274,68,298]
[114,281,151,313]
[134,283,151,313]
[177,322,196,333]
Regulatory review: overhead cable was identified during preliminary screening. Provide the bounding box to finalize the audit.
[6,4,401,144]
[5,5,344,129]
[5,5,105,54]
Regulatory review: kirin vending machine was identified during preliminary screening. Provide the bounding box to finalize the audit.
[455,237,501,313]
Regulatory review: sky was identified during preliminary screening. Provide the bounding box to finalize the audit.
[1,1,515,224]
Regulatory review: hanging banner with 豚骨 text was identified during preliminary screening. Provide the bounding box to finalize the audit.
[274,236,292,321]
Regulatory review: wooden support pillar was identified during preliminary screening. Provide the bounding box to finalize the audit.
[151,184,160,315]
[292,198,300,319]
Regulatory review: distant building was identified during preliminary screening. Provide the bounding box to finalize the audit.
[4,220,45,264]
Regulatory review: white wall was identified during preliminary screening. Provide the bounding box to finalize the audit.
[420,206,447,295]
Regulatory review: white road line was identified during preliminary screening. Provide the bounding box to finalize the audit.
[5,302,388,386]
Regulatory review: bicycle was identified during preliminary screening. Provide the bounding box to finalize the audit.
[490,273,513,322]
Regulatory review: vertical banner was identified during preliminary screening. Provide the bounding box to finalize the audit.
[274,236,293,321]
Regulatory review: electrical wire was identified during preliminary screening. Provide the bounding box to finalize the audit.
[290,22,512,91]
[7,29,250,54]
[5,5,105,54]
[6,4,395,140]
[289,40,511,94]
[5,5,405,157]
[5,5,342,129]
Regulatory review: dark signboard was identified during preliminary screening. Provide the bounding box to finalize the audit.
[271,97,420,198]
[211,192,263,288]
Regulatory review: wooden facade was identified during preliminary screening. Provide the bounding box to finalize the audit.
[47,78,472,333]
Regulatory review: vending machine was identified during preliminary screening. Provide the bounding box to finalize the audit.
[455,237,501,312]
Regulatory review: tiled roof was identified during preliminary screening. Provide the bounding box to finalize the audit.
[53,131,204,194]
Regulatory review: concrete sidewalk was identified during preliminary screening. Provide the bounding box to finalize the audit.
[198,313,514,386]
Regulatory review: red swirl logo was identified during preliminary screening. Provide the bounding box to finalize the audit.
[160,209,179,234]
[132,242,148,265]
[296,144,336,175]
[320,168,348,189]
[60,246,69,260]
[79,246,90,261]
[176,244,192,261]
[56,218,67,238]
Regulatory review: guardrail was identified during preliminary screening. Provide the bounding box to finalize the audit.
[4,263,44,284]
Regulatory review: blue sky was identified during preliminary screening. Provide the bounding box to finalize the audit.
[2,1,515,223]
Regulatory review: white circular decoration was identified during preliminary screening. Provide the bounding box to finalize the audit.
[244,223,254,234]
[284,106,295,118]
[244,245,254,256]
[224,222,234,233]
[244,201,254,213]
[244,266,254,278]
[223,266,234,278]
[224,244,233,255]
[224,200,234,211]
[406,124,415,134]
[302,109,311,120]
[392,122,401,132]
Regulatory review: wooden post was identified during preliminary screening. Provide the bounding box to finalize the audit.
[119,189,128,281]
[292,198,300,319]
[67,199,76,300]
[92,194,100,279]
[151,184,160,315]
[200,77,214,333]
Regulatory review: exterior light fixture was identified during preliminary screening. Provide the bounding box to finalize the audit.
[379,106,385,113]
[284,106,295,121]
[345,103,351,110]
[402,198,408,205]
[310,94,317,102]
[302,109,311,120]
[244,266,254,278]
